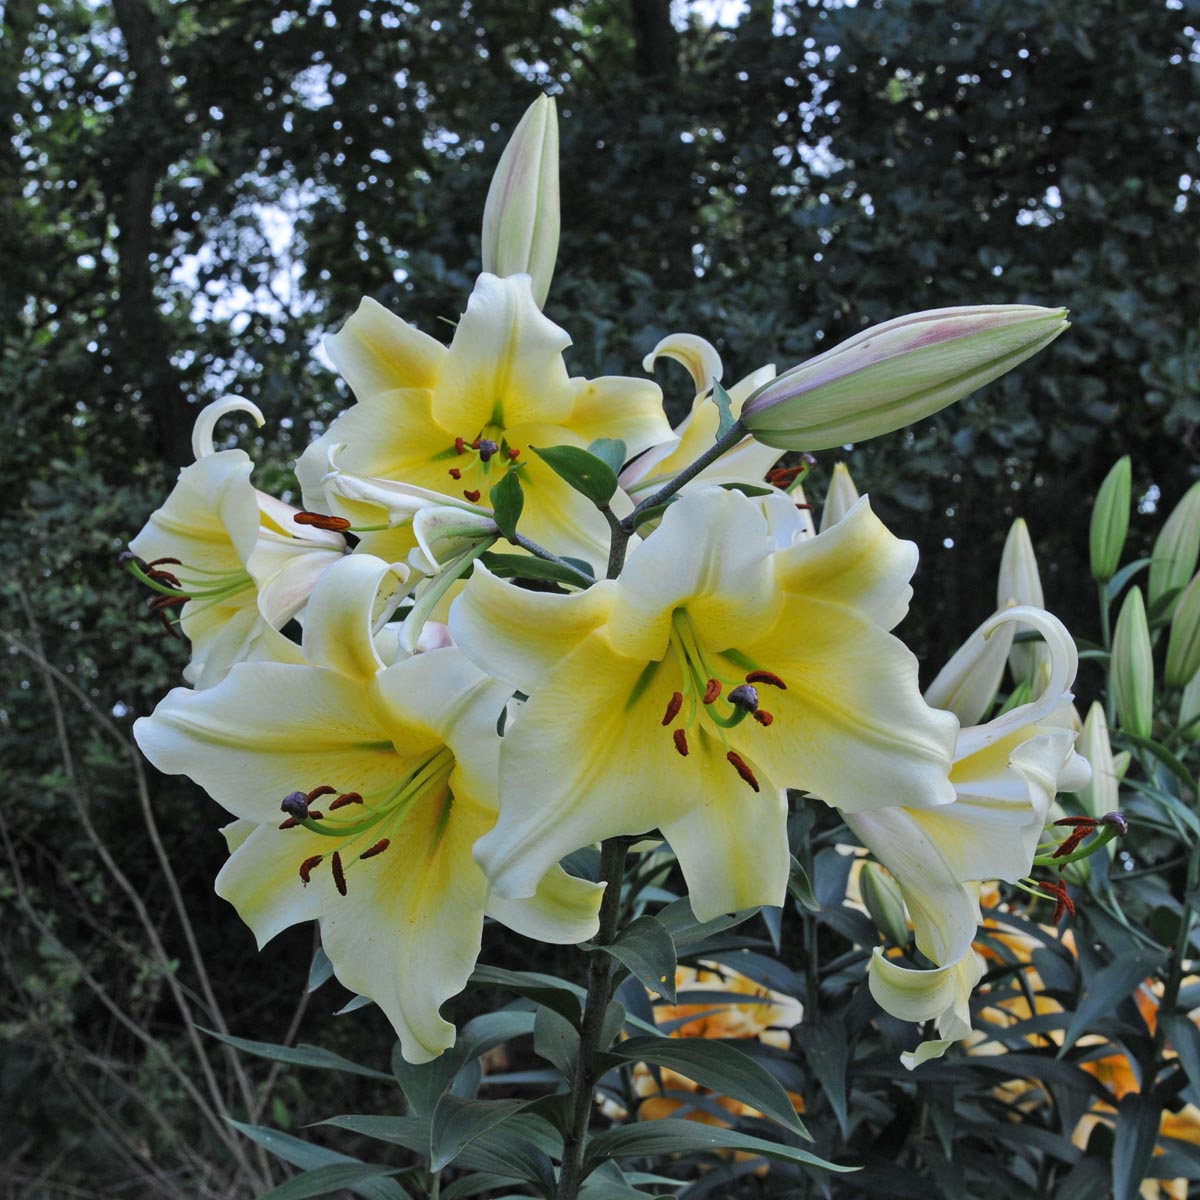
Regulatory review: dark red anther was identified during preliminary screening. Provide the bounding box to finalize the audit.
[703,678,722,704]
[766,465,806,487]
[448,467,462,480]
[279,816,301,829]
[298,855,323,885]
[662,691,683,726]
[1052,829,1091,859]
[331,851,347,896]
[453,436,466,454]
[1037,879,1075,924]
[726,750,760,792]
[147,594,188,612]
[294,511,352,532]
[1053,816,1100,828]
[794,502,813,511]
[359,838,390,860]
[146,557,183,568]
[147,568,183,588]
[673,728,689,757]
[329,792,364,811]
[305,785,337,804]
[157,610,183,639]
[745,670,787,690]
[471,438,482,449]
[306,811,324,821]
[463,489,482,503]
[506,446,520,460]
[754,710,774,727]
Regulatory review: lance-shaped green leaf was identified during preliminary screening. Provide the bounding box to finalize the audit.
[1090,456,1132,583]
[590,914,678,1002]
[529,444,619,507]
[1149,481,1200,618]
[586,438,628,475]
[201,1028,392,1081]
[257,1163,408,1200]
[533,1004,579,1079]
[430,1096,534,1172]
[712,380,736,440]
[489,470,524,541]
[611,1036,806,1135]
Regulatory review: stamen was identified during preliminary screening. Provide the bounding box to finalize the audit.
[280,791,310,819]
[471,438,482,449]
[745,670,787,690]
[703,678,722,704]
[279,816,301,830]
[506,447,520,460]
[728,683,759,713]
[147,568,183,588]
[331,851,347,896]
[726,750,760,792]
[463,489,481,503]
[294,511,352,532]
[1052,816,1099,828]
[1052,829,1091,859]
[147,594,188,613]
[298,855,323,885]
[477,438,499,463]
[448,467,462,480]
[766,465,806,487]
[753,710,774,727]
[146,557,183,568]
[454,437,466,454]
[1037,879,1075,923]
[673,729,689,757]
[662,691,683,726]
[359,838,390,860]
[157,610,183,639]
[305,785,338,804]
[328,792,364,811]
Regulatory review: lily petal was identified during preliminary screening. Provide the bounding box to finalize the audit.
[326,296,447,398]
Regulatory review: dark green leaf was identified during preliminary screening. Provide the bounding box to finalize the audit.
[228,1121,411,1200]
[430,1096,533,1171]
[533,1004,579,1079]
[489,471,524,540]
[460,1010,537,1058]
[1106,556,1152,602]
[719,480,773,497]
[1113,1093,1162,1200]
[797,1020,848,1137]
[319,1115,430,1155]
[1062,950,1166,1051]
[441,1174,524,1200]
[530,444,618,506]
[200,1029,392,1081]
[584,1120,853,1173]
[592,915,677,1003]
[611,1036,806,1136]
[306,945,334,993]
[787,854,822,912]
[478,551,592,589]
[586,438,628,474]
[256,1162,403,1200]
[391,1041,471,1117]
[1161,1013,1200,1100]
[712,381,736,439]
[470,964,584,1023]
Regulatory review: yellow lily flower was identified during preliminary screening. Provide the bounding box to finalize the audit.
[297,272,672,569]
[130,398,346,688]
[133,554,602,1062]
[451,486,958,922]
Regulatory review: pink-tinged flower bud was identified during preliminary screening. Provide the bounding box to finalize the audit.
[1089,456,1131,584]
[481,94,560,308]
[1111,586,1154,739]
[741,305,1068,451]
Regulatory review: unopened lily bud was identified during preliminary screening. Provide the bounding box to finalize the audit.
[1181,672,1200,741]
[1076,702,1119,826]
[740,305,1068,451]
[924,607,1016,726]
[1166,573,1200,688]
[1111,586,1154,738]
[1089,456,1131,584]
[998,519,1049,686]
[859,862,910,948]
[481,94,560,309]
[819,462,861,531]
[1112,750,1132,779]
[1149,482,1200,619]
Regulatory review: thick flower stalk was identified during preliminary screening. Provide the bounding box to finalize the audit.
[297,272,671,572]
[451,486,958,921]
[133,554,602,1062]
[129,397,346,688]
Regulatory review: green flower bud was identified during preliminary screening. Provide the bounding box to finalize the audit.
[1111,586,1154,738]
[1181,672,1200,741]
[1076,703,1119,838]
[997,519,1050,686]
[819,462,861,531]
[481,94,560,308]
[1112,750,1132,779]
[1089,456,1131,583]
[1166,573,1200,689]
[924,606,1016,726]
[740,305,1068,451]
[859,862,910,948]
[1149,481,1200,619]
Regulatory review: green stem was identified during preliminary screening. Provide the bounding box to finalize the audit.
[599,505,626,580]
[555,838,630,1200]
[510,532,595,588]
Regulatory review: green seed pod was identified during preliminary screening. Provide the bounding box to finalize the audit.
[1089,456,1131,583]
[1111,586,1154,738]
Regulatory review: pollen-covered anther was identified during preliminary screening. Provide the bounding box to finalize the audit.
[298,855,323,885]
[745,670,787,690]
[766,465,806,487]
[463,489,482,503]
[146,556,183,568]
[477,438,500,463]
[448,467,462,480]
[728,683,759,713]
[1052,829,1090,859]
[147,594,188,613]
[1037,878,1075,924]
[328,792,364,811]
[359,838,390,860]
[703,678,722,704]
[331,851,348,896]
[662,691,683,726]
[753,710,774,727]
[726,750,760,792]
[294,511,352,532]
[147,567,183,588]
[454,436,466,454]
[673,728,689,757]
[305,785,338,804]
[280,790,310,819]
[506,446,520,460]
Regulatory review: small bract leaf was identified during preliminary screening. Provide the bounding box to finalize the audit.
[586,438,628,474]
[530,444,619,506]
[592,915,678,1002]
[712,380,736,439]
[489,471,524,541]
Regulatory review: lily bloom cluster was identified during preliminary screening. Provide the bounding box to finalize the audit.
[131,95,1084,1066]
